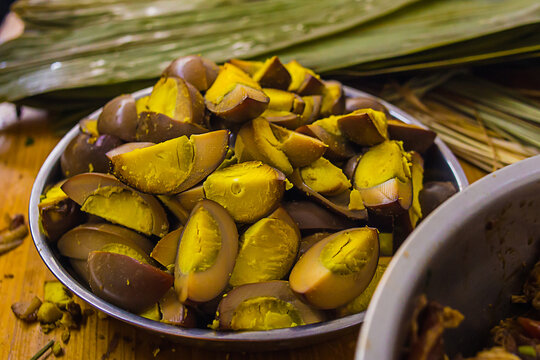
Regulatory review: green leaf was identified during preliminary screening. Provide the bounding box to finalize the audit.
[0,0,416,102]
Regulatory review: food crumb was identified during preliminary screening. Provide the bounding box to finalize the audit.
[11,296,42,322]
[122,336,133,343]
[40,323,56,333]
[37,302,63,323]
[152,347,160,357]
[0,214,28,255]
[52,341,63,357]
[101,332,120,360]
[61,329,70,344]
[25,136,35,146]
[83,308,95,317]
[97,311,108,320]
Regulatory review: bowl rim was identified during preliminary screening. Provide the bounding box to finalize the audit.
[356,154,540,360]
[28,85,468,349]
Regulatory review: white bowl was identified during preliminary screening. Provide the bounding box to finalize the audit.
[357,155,540,359]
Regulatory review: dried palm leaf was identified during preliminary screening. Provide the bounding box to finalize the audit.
[383,74,540,172]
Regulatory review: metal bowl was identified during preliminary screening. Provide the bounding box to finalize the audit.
[357,154,540,359]
[28,86,467,351]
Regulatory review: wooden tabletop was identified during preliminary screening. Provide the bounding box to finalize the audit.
[0,107,486,360]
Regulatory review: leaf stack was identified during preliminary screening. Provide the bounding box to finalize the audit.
[1,0,539,108]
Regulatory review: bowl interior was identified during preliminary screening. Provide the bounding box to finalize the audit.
[29,86,468,350]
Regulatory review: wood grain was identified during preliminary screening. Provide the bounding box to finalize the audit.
[0,110,485,360]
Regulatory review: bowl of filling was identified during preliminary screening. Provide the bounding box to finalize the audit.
[29,55,467,350]
[357,154,540,359]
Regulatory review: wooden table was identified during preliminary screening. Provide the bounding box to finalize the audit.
[0,107,486,359]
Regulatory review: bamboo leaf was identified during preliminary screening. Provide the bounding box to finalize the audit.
[332,23,540,75]
[268,0,540,71]
[2,0,540,104]
[0,0,416,102]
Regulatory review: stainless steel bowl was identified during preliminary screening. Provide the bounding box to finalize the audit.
[357,154,540,359]
[28,86,467,351]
